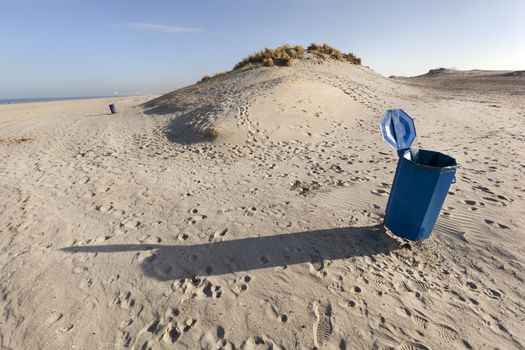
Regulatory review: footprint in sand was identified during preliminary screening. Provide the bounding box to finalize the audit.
[203,281,223,299]
[138,315,197,346]
[79,277,93,290]
[44,311,63,327]
[162,319,197,344]
[450,290,468,303]
[94,235,112,242]
[484,288,503,299]
[242,336,275,350]
[231,275,252,294]
[309,252,325,274]
[365,273,391,287]
[313,300,334,348]
[466,281,478,291]
[120,318,134,328]
[414,280,429,293]
[112,291,135,309]
[398,342,431,350]
[121,219,140,229]
[483,196,507,206]
[434,323,459,341]
[199,325,232,349]
[412,314,429,329]
[463,199,481,210]
[57,323,74,334]
[115,330,132,347]
[185,214,207,225]
[209,228,228,242]
[96,202,113,212]
[172,277,222,299]
[244,206,257,217]
[178,233,189,241]
[277,314,288,323]
[484,219,510,229]
[328,275,345,293]
[402,308,429,330]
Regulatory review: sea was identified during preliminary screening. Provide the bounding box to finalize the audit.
[0,96,119,105]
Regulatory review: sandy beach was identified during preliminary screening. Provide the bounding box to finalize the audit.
[0,60,524,349]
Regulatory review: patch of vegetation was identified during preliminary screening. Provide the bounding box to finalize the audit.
[426,67,448,75]
[207,128,220,138]
[307,43,361,64]
[233,43,361,70]
[195,43,362,84]
[197,71,228,84]
[234,45,305,70]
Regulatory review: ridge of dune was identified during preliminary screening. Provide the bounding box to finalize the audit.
[143,58,407,144]
[412,68,524,79]
[392,67,525,97]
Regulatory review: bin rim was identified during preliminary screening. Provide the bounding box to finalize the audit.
[400,148,457,173]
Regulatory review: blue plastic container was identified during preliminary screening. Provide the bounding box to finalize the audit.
[384,149,457,240]
[380,109,457,240]
[109,104,117,114]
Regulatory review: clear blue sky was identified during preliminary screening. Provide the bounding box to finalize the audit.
[1,0,524,98]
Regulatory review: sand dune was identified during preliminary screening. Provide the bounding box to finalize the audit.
[0,60,524,349]
[394,68,525,97]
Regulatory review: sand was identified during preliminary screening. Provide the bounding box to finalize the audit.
[0,61,524,350]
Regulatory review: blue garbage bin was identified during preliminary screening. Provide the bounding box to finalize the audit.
[109,104,117,114]
[380,110,457,240]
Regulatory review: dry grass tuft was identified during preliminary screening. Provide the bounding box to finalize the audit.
[262,57,275,67]
[197,43,361,81]
[197,71,228,84]
[206,128,220,138]
[307,43,362,64]
[233,43,361,70]
[234,44,307,69]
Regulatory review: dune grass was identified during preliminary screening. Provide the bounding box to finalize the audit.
[197,43,362,83]
[307,43,362,64]
[197,71,229,84]
[233,43,361,70]
[234,45,305,70]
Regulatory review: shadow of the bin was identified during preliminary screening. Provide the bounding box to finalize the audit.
[62,224,397,281]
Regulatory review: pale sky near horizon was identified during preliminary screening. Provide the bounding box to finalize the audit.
[1,0,524,98]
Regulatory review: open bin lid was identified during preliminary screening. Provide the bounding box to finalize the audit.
[380,109,416,151]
